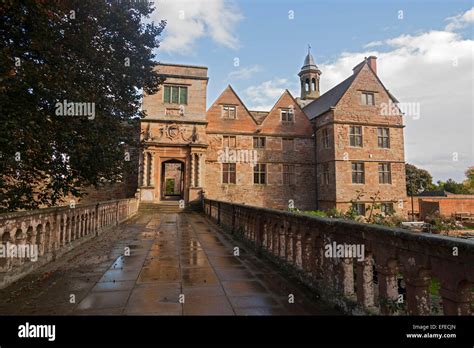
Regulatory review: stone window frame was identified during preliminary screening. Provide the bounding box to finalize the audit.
[321,128,330,149]
[381,202,395,216]
[222,163,236,184]
[322,163,330,185]
[360,91,375,106]
[377,127,390,148]
[221,105,237,119]
[253,163,267,185]
[351,162,365,184]
[349,125,363,147]
[378,162,392,184]
[280,108,295,124]
[282,164,295,186]
[281,137,294,152]
[222,135,237,148]
[352,203,366,216]
[253,136,266,149]
[163,85,188,105]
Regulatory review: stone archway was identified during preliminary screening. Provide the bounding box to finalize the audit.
[161,159,185,201]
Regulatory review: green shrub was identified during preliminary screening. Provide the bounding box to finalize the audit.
[425,212,462,232]
[302,210,327,217]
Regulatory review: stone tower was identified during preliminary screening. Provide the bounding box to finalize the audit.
[298,45,321,100]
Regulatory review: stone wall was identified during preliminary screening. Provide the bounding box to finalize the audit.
[204,198,474,315]
[311,63,407,216]
[0,198,138,289]
[142,63,208,121]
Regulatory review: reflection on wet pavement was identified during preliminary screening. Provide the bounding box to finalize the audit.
[0,211,341,316]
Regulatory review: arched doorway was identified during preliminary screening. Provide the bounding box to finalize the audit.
[161,159,185,201]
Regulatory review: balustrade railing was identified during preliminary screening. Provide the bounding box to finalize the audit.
[0,198,138,288]
[204,198,474,316]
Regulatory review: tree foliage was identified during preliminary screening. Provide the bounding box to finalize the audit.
[406,164,473,195]
[435,179,470,194]
[464,167,474,193]
[405,163,434,195]
[0,0,165,211]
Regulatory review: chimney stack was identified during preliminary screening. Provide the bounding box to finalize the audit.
[367,56,377,75]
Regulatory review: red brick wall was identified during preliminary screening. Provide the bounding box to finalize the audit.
[420,197,474,219]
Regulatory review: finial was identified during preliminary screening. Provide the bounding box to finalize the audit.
[308,44,311,54]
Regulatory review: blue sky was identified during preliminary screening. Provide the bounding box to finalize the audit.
[151,0,473,182]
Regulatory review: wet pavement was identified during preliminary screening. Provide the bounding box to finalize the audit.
[0,211,340,315]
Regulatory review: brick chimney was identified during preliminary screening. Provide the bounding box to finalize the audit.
[367,56,377,75]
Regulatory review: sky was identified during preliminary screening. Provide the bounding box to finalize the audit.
[150,0,473,182]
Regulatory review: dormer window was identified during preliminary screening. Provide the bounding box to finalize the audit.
[360,92,375,106]
[281,108,294,123]
[222,105,236,119]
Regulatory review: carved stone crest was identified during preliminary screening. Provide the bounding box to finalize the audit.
[150,123,200,143]
[166,124,180,140]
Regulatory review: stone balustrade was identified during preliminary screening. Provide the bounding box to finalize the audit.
[0,198,138,289]
[204,198,474,316]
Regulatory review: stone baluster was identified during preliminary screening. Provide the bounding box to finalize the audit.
[301,231,313,275]
[439,281,472,315]
[376,259,400,314]
[404,270,431,315]
[295,231,303,269]
[355,253,375,308]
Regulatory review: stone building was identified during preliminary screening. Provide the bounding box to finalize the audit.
[205,85,315,210]
[302,54,407,215]
[138,50,408,215]
[139,63,208,204]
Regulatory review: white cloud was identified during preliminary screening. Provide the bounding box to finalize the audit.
[242,78,296,111]
[239,7,473,181]
[317,10,473,182]
[228,65,261,80]
[445,7,474,31]
[364,40,383,48]
[153,0,243,54]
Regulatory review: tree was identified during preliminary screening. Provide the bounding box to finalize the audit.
[405,163,434,196]
[436,179,470,194]
[464,167,474,193]
[0,1,166,212]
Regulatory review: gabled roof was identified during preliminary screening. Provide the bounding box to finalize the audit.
[303,69,359,120]
[261,89,307,125]
[303,58,400,120]
[217,85,259,124]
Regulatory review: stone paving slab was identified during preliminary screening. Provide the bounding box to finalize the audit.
[0,211,342,316]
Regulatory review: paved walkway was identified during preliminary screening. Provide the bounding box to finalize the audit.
[0,211,340,315]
